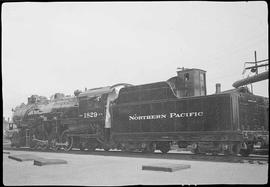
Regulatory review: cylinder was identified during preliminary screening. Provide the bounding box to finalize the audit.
[215,83,221,94]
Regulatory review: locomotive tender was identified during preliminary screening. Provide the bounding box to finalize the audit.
[9,68,269,156]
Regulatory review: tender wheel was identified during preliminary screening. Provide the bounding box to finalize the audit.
[142,142,155,153]
[157,142,170,154]
[190,143,201,154]
[177,141,188,148]
[60,131,73,152]
[232,143,241,155]
[160,147,170,154]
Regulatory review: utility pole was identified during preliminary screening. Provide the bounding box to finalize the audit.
[254,51,258,74]
[243,51,268,75]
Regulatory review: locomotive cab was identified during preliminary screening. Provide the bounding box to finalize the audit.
[75,84,129,150]
[78,87,110,119]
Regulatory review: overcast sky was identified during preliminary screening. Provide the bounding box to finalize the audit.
[2,2,268,119]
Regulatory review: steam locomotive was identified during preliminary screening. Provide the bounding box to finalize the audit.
[9,68,269,156]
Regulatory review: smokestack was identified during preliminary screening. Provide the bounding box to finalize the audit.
[215,83,221,94]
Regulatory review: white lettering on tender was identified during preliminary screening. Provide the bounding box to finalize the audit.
[129,112,203,120]
[169,112,204,118]
[129,114,167,121]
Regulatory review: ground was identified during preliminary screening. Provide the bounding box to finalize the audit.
[3,150,268,185]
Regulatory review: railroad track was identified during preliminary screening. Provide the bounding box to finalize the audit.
[3,144,268,164]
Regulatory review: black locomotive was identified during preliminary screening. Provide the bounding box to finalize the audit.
[9,68,269,156]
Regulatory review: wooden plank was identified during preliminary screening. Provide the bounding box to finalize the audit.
[142,163,191,172]
[8,154,43,162]
[33,158,67,166]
